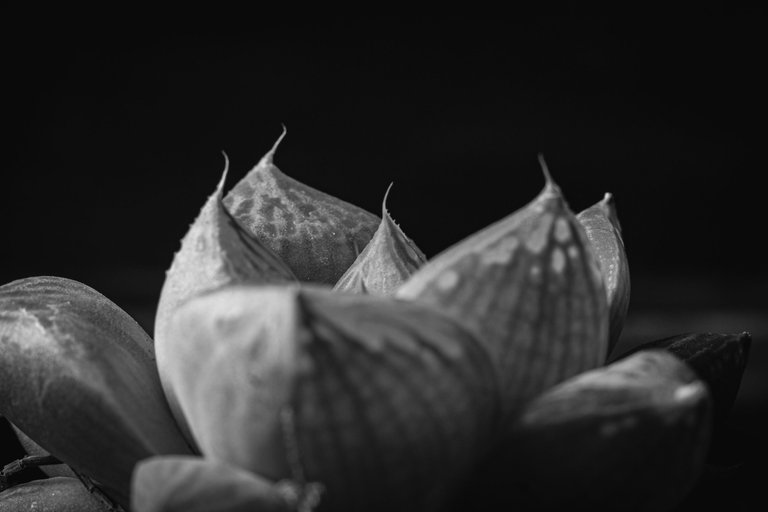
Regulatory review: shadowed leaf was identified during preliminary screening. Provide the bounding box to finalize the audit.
[132,456,291,512]
[613,332,751,425]
[457,350,711,511]
[163,285,500,512]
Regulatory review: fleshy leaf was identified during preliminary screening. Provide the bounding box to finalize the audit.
[0,477,111,511]
[614,332,751,426]
[334,184,427,294]
[0,277,192,508]
[131,456,292,512]
[11,424,76,479]
[223,129,381,284]
[460,350,711,511]
[163,285,500,512]
[155,158,296,447]
[397,158,609,421]
[577,192,630,355]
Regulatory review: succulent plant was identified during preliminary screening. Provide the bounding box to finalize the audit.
[0,133,751,512]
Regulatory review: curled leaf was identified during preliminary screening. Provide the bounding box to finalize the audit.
[0,277,192,508]
[397,158,608,420]
[132,456,292,512]
[577,193,630,355]
[155,158,296,446]
[472,350,711,511]
[616,332,751,425]
[163,285,500,512]
[334,184,427,294]
[0,477,111,511]
[223,129,381,284]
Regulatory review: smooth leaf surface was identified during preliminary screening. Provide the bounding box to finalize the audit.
[0,277,191,508]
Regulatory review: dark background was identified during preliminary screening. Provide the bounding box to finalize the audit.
[3,16,766,509]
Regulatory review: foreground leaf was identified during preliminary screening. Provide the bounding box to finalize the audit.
[156,159,296,446]
[459,350,711,511]
[163,285,500,512]
[132,456,292,512]
[577,192,630,355]
[398,161,608,421]
[334,185,426,294]
[223,129,381,284]
[0,277,192,508]
[0,477,110,511]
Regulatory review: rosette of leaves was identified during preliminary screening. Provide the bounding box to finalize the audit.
[0,133,751,512]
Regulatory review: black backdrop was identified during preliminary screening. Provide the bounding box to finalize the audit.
[3,16,767,509]
[5,19,766,297]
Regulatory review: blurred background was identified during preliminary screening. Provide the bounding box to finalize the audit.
[2,16,766,509]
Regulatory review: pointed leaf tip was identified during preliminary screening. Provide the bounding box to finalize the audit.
[598,192,617,219]
[397,172,608,421]
[536,154,565,203]
[155,159,297,448]
[537,153,549,176]
[381,181,395,217]
[261,125,288,167]
[223,140,380,284]
[537,153,555,187]
[334,183,427,295]
[215,152,230,196]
